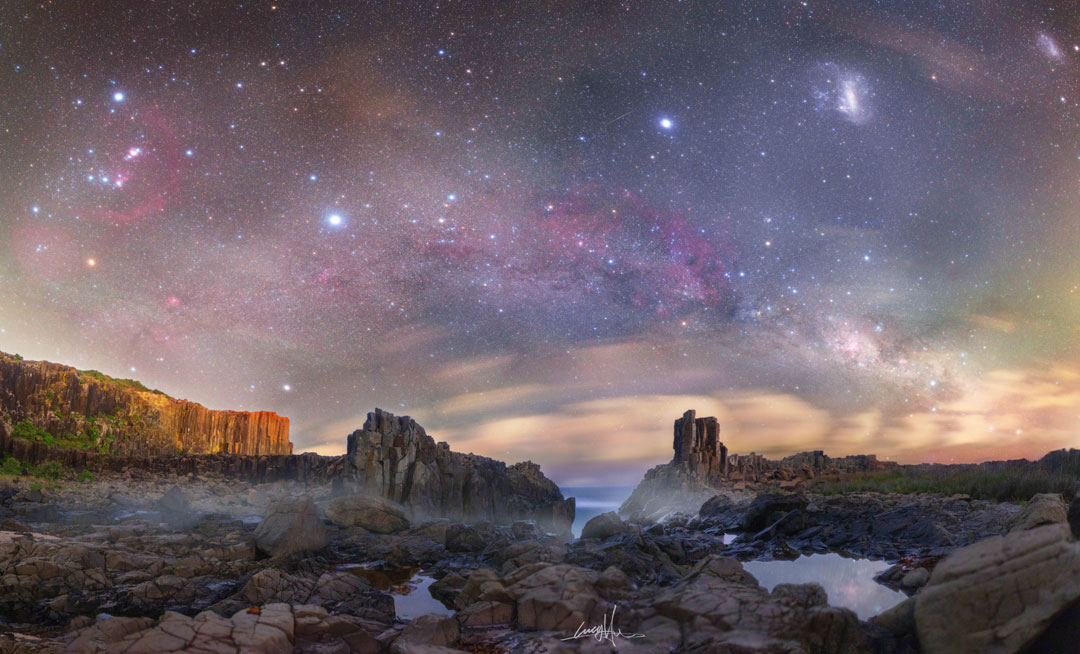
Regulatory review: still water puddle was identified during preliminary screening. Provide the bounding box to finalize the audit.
[742,553,905,620]
[339,564,454,621]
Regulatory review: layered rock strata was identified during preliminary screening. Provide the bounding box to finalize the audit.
[0,352,291,456]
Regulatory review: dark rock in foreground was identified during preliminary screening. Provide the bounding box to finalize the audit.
[580,511,632,540]
[915,522,1080,653]
[253,496,328,557]
[326,494,410,534]
[743,492,809,532]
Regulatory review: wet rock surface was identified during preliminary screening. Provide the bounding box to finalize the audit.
[915,522,1080,653]
[0,406,1076,653]
[0,465,1063,654]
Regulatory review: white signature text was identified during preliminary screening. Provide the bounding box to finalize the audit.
[560,606,646,647]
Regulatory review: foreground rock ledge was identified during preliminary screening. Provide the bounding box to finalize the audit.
[915,522,1080,653]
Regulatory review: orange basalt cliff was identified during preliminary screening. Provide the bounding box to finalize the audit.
[0,352,291,456]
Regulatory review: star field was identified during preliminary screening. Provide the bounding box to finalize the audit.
[4,1,1080,484]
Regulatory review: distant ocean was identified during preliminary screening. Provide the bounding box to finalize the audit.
[561,485,636,537]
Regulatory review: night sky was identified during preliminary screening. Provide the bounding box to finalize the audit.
[4,1,1080,485]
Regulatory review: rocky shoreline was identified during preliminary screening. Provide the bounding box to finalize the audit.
[1,409,1080,652]
[1,472,1077,653]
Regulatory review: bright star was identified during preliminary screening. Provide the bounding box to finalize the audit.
[327,213,344,227]
[282,384,291,391]
[112,91,125,102]
[659,117,673,129]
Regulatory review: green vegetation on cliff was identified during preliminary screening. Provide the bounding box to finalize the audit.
[820,465,1078,503]
[79,369,165,395]
[0,455,91,481]
[0,350,291,456]
[11,420,114,453]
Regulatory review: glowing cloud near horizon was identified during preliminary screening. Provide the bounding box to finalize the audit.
[4,3,1080,485]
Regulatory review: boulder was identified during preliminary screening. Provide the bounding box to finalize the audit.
[742,493,809,533]
[154,485,191,515]
[870,596,915,636]
[580,512,628,540]
[752,509,807,541]
[64,604,294,653]
[326,494,410,533]
[509,564,604,631]
[428,572,467,607]
[915,523,1080,653]
[900,567,929,590]
[445,522,497,552]
[698,493,736,518]
[394,613,459,649]
[253,497,328,557]
[232,569,394,623]
[652,556,867,652]
[1008,493,1067,532]
[154,485,198,528]
[456,601,514,627]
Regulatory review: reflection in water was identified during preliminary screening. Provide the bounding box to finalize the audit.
[346,565,419,590]
[338,564,455,620]
[742,553,905,620]
[393,574,454,620]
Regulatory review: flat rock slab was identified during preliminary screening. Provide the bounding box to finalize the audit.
[915,522,1080,654]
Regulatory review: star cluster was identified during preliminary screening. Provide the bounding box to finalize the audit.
[3,1,1080,484]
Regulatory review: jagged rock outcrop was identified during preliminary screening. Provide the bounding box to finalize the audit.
[670,409,890,486]
[622,409,895,520]
[344,408,574,535]
[672,410,728,483]
[0,352,291,456]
